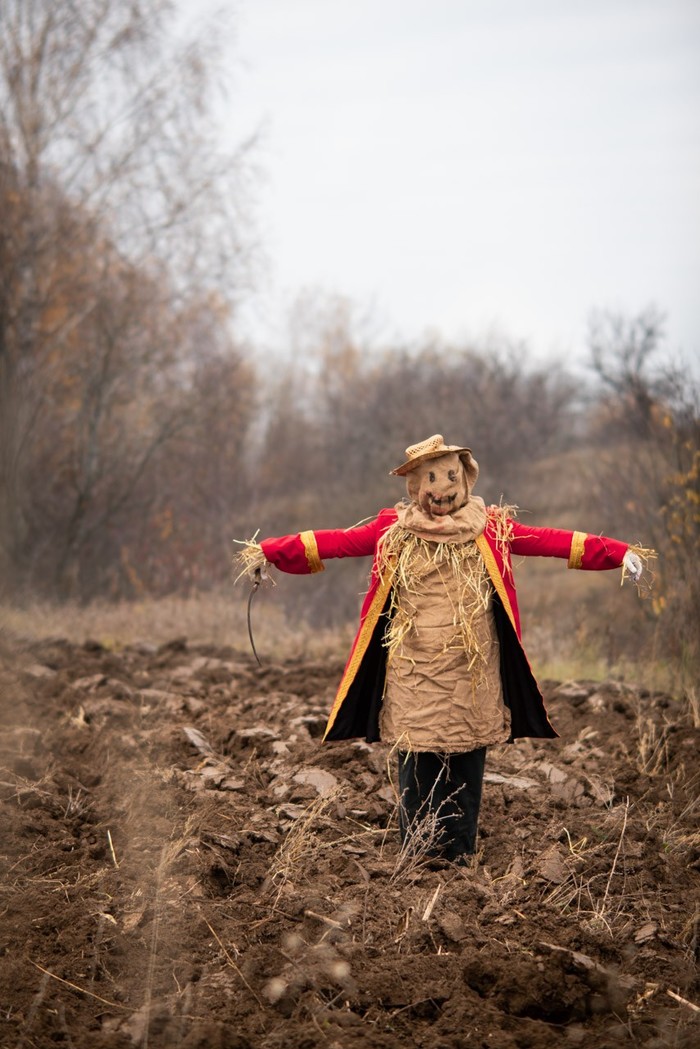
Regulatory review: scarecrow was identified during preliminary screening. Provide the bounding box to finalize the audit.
[237,435,651,864]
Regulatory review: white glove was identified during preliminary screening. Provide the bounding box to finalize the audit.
[623,551,643,583]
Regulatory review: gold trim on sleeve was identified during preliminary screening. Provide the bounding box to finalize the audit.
[568,531,586,570]
[299,530,325,573]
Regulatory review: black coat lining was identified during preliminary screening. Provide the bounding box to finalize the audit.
[324,588,557,743]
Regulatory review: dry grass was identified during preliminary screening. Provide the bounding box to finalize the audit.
[388,805,447,883]
[267,788,344,894]
[541,802,641,937]
[0,591,353,661]
[0,585,682,695]
[644,768,700,858]
[684,687,700,729]
[542,742,698,942]
[635,712,671,776]
[388,794,462,883]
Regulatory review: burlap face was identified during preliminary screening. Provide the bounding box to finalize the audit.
[405,452,470,517]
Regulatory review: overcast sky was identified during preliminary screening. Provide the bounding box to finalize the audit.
[186,0,700,364]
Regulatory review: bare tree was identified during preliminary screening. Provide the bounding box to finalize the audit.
[586,307,700,683]
[0,0,254,597]
[587,306,668,437]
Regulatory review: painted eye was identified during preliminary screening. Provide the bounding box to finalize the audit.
[429,471,436,483]
[448,470,457,482]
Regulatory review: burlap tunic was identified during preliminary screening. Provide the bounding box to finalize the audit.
[379,538,511,752]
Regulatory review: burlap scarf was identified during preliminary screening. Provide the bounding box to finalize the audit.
[393,495,487,544]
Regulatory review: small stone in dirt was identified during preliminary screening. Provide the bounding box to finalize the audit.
[634,921,658,943]
[278,803,310,820]
[551,777,585,804]
[22,664,56,679]
[439,910,468,942]
[484,771,538,790]
[71,673,107,691]
[538,761,569,784]
[236,726,279,744]
[189,656,214,671]
[289,713,327,738]
[553,681,594,701]
[128,640,158,655]
[293,767,338,795]
[200,765,227,787]
[537,847,567,884]
[183,725,215,754]
[539,761,586,802]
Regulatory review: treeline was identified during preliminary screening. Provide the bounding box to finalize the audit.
[2,256,698,677]
[0,2,697,680]
[0,0,254,599]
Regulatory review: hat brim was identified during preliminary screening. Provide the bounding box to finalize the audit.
[390,446,473,476]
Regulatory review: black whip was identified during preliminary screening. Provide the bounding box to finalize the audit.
[247,568,263,667]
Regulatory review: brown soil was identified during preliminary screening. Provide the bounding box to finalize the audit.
[1,636,698,1049]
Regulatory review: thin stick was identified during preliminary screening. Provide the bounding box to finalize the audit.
[107,829,119,869]
[304,910,346,930]
[422,884,442,922]
[666,989,700,1013]
[601,797,629,911]
[29,960,128,1010]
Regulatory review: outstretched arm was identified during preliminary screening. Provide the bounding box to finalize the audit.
[236,510,396,578]
[509,520,629,571]
[261,519,380,575]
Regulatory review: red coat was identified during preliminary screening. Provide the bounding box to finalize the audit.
[260,508,629,745]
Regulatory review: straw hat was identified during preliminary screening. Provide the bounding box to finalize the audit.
[390,434,478,487]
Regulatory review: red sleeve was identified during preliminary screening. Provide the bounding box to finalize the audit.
[260,513,390,575]
[509,520,628,570]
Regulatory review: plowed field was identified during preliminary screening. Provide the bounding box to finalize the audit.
[1,637,698,1048]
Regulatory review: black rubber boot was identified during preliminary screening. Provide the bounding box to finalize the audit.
[397,748,486,859]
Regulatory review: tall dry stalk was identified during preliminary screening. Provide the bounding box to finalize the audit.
[635,712,669,776]
[596,797,630,922]
[544,801,635,936]
[387,756,467,882]
[684,688,700,730]
[268,789,342,895]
